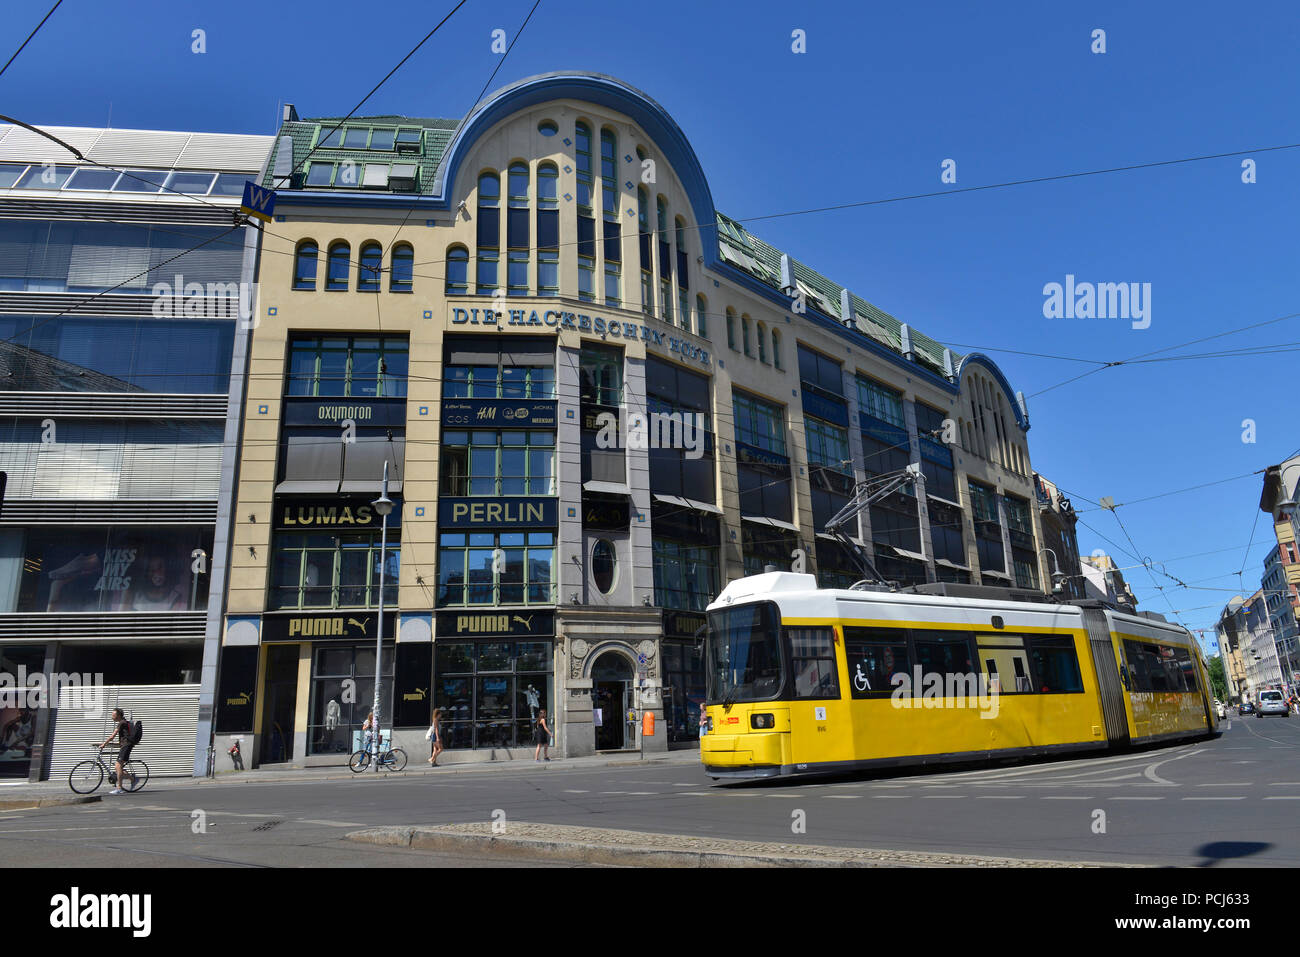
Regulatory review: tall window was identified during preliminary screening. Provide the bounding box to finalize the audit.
[507,162,529,296]
[757,321,768,363]
[286,335,410,398]
[575,122,593,213]
[771,328,781,369]
[439,430,556,496]
[293,241,318,290]
[657,196,672,322]
[446,245,469,295]
[741,314,753,357]
[537,162,559,297]
[579,344,623,406]
[733,391,787,455]
[600,129,618,220]
[437,531,555,606]
[577,214,596,302]
[916,402,956,501]
[652,518,720,612]
[638,187,652,314]
[442,361,555,400]
[726,309,736,350]
[476,171,500,295]
[390,243,413,292]
[358,242,382,292]
[603,219,621,306]
[857,376,905,427]
[804,417,851,473]
[272,527,399,610]
[675,217,690,310]
[697,294,709,339]
[326,242,350,290]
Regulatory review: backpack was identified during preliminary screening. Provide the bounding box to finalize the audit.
[129,720,143,745]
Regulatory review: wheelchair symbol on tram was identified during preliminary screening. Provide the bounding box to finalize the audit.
[853,664,871,693]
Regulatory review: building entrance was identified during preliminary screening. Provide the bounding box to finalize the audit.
[591,651,633,751]
[261,645,298,763]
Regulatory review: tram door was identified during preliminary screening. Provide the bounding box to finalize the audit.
[592,652,633,750]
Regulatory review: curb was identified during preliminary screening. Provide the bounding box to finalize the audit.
[0,795,101,810]
[345,824,1121,868]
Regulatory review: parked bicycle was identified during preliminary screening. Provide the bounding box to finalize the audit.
[349,744,407,773]
[69,747,149,794]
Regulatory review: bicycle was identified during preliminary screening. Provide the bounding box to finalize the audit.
[69,748,150,795]
[349,744,407,773]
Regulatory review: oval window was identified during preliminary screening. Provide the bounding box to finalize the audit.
[538,120,558,137]
[592,540,617,594]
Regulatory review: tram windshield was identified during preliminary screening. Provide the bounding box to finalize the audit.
[706,602,782,703]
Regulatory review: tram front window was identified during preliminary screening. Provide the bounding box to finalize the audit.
[707,602,782,703]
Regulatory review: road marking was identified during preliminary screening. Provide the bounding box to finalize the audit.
[976,795,1024,800]
[1263,796,1300,800]
[1196,782,1253,787]
[921,794,965,799]
[1041,796,1090,801]
[1143,749,1204,786]
[674,791,712,796]
[872,795,909,799]
[823,794,862,799]
[598,791,629,795]
[563,789,590,794]
[1113,797,1164,801]
[0,823,178,834]
[297,819,366,827]
[625,792,658,796]
[1267,782,1300,786]
[670,783,697,787]
[1181,796,1246,801]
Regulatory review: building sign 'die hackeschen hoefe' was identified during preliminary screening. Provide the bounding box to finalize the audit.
[262,611,396,642]
[274,496,399,530]
[438,496,557,529]
[436,610,555,638]
[282,397,407,427]
[448,304,710,369]
[442,399,556,428]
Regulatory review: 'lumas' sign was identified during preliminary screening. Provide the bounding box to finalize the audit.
[449,304,710,368]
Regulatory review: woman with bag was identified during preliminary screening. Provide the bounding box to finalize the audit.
[426,707,443,766]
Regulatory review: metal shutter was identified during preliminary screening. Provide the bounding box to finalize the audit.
[46,683,200,778]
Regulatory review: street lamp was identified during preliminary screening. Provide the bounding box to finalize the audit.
[369,460,395,771]
[1039,547,1067,595]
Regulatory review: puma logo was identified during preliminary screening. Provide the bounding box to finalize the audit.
[347,618,369,634]
[512,615,533,630]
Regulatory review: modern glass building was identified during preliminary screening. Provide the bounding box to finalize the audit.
[215,74,1046,765]
[0,122,273,778]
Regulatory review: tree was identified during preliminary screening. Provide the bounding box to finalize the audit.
[1208,656,1228,701]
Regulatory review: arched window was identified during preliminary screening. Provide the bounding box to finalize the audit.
[477,171,500,295]
[656,196,671,322]
[326,242,350,290]
[536,162,559,297]
[675,216,689,329]
[293,241,318,290]
[637,186,652,314]
[445,245,469,295]
[508,162,529,205]
[771,328,781,369]
[757,321,768,363]
[696,294,709,339]
[600,128,617,220]
[726,308,737,351]
[741,314,752,357]
[575,122,592,212]
[507,162,529,296]
[390,243,413,292]
[358,242,382,292]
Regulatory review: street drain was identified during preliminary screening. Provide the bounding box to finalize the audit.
[253,820,284,831]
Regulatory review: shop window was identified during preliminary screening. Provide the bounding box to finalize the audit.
[434,640,553,750]
[439,430,556,496]
[437,531,555,606]
[307,644,393,756]
[286,335,409,398]
[271,528,399,610]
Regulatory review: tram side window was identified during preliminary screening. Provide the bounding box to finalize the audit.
[1122,639,1194,693]
[843,627,910,699]
[1024,636,1083,694]
[787,627,839,699]
[912,630,978,696]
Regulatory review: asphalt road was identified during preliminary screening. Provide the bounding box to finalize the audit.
[3,715,1299,867]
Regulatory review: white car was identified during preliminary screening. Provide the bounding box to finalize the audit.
[1216,701,1226,719]
[1257,690,1290,718]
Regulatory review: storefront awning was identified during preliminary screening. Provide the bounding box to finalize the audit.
[884,545,927,563]
[583,480,631,496]
[275,480,340,494]
[653,493,723,515]
[742,514,800,532]
[982,569,1013,581]
[933,558,971,570]
[339,480,403,494]
[925,493,964,509]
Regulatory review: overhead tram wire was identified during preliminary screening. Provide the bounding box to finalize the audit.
[0,0,63,80]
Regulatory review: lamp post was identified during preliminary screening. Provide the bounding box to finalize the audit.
[1039,547,1067,596]
[369,461,395,771]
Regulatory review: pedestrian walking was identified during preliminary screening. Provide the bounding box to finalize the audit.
[533,708,551,762]
[362,710,377,755]
[426,707,443,766]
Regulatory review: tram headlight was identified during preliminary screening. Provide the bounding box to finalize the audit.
[751,713,775,729]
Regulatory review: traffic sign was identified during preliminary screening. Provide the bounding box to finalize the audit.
[240,181,276,223]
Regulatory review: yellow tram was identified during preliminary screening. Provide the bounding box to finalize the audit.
[700,572,1217,779]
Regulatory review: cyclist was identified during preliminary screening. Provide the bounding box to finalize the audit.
[98,708,136,795]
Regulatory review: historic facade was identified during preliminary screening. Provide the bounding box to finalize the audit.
[214,73,1046,766]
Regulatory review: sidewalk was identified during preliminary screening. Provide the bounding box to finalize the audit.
[0,747,704,805]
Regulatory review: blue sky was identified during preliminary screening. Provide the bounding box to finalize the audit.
[6,0,1299,647]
